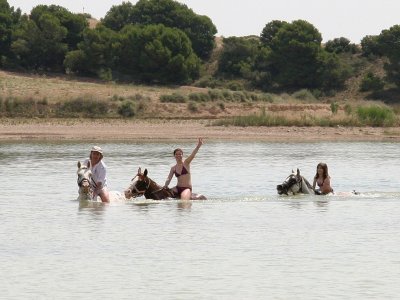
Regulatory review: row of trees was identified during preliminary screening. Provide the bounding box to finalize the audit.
[219,20,350,91]
[2,0,400,93]
[0,0,215,83]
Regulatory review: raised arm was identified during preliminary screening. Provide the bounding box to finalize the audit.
[184,138,203,165]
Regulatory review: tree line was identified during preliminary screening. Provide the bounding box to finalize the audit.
[1,0,400,96]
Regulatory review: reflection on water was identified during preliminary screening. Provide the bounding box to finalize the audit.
[1,141,400,299]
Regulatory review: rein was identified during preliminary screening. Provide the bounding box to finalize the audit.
[130,175,151,196]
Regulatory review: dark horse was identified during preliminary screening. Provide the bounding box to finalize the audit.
[277,169,314,195]
[125,168,206,200]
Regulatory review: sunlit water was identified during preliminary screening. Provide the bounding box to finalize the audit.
[1,141,400,299]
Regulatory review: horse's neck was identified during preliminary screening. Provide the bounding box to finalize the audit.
[301,177,313,194]
[78,191,92,201]
[144,179,173,200]
[144,179,160,198]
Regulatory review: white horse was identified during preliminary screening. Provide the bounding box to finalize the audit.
[76,161,125,202]
[77,161,94,201]
[277,168,314,195]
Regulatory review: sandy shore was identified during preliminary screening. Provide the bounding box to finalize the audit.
[1,119,400,142]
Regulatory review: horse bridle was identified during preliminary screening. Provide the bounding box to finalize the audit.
[284,174,302,191]
[130,174,151,197]
[130,174,168,197]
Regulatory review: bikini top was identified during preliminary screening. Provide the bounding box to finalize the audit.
[317,177,329,188]
[174,165,189,177]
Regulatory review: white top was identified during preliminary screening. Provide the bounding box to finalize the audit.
[84,158,108,188]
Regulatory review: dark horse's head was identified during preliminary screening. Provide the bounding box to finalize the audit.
[277,168,313,195]
[125,168,175,200]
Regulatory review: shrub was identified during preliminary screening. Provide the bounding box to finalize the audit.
[160,93,187,103]
[344,103,353,115]
[118,100,136,117]
[57,97,109,117]
[330,102,339,114]
[129,93,148,101]
[208,89,223,101]
[292,89,317,101]
[188,93,210,102]
[359,72,385,92]
[195,76,219,88]
[232,91,246,102]
[187,101,199,112]
[228,81,244,91]
[356,105,395,126]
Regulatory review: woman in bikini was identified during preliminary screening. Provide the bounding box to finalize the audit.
[312,162,333,195]
[164,138,203,200]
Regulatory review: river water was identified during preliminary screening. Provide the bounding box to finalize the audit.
[1,141,399,299]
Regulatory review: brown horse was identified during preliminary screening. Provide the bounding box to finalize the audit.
[125,168,206,200]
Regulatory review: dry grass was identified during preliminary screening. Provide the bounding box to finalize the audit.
[0,68,397,123]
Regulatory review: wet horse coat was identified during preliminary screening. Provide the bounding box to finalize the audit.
[76,161,94,201]
[125,168,206,200]
[76,161,124,202]
[277,169,314,195]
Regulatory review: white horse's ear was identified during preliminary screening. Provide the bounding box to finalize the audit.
[297,168,300,176]
[77,161,81,168]
[138,167,142,174]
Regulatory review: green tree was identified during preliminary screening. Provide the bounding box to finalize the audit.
[64,25,118,76]
[315,50,349,90]
[258,20,348,91]
[30,5,88,50]
[115,24,200,83]
[359,72,385,92]
[102,0,217,59]
[377,25,400,87]
[361,35,382,57]
[325,37,358,54]
[217,37,260,78]
[101,1,135,31]
[260,20,287,46]
[0,0,21,64]
[11,13,68,71]
[268,20,323,89]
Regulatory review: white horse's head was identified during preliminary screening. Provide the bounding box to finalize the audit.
[277,169,313,195]
[77,161,93,200]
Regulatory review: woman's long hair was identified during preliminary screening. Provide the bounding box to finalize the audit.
[314,162,329,180]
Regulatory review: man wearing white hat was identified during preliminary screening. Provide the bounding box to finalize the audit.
[84,146,110,202]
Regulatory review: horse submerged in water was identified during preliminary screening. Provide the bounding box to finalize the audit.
[125,168,207,200]
[76,161,124,202]
[77,161,94,201]
[277,169,314,195]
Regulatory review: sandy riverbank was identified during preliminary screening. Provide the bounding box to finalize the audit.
[1,119,400,142]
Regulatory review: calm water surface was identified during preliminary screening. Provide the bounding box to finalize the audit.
[1,141,400,299]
